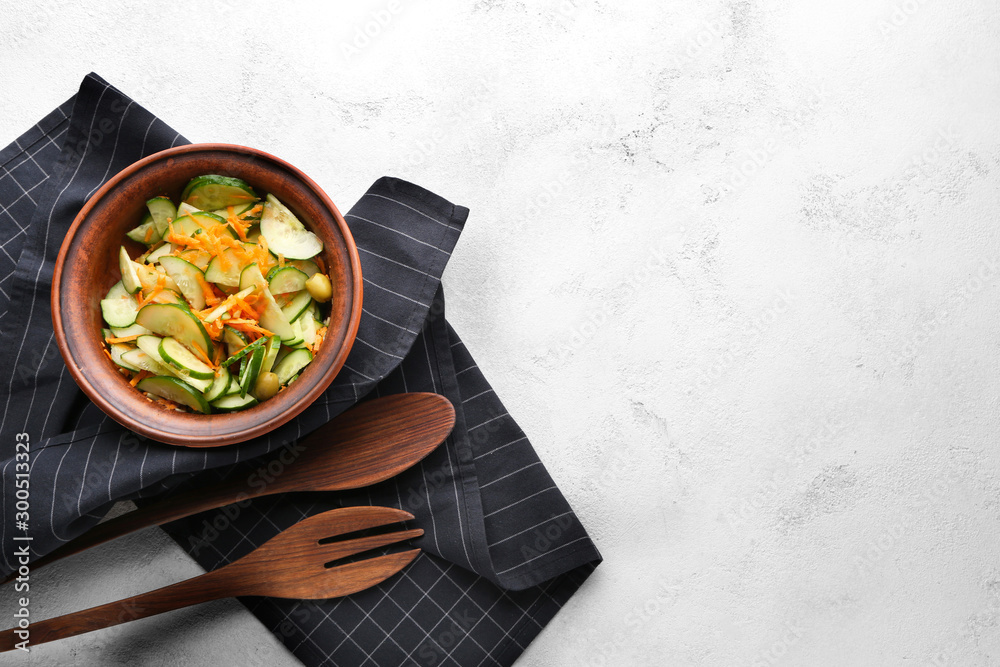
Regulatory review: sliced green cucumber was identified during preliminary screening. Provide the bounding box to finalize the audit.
[159,255,208,310]
[182,175,257,210]
[126,219,157,245]
[203,365,232,402]
[239,264,295,341]
[209,202,258,221]
[238,345,265,398]
[144,243,175,264]
[137,376,211,414]
[146,196,177,237]
[246,225,262,243]
[169,212,236,240]
[160,337,214,380]
[177,201,201,217]
[273,348,313,385]
[299,315,317,347]
[289,259,319,279]
[203,286,254,322]
[101,294,138,327]
[110,323,152,338]
[260,335,281,374]
[281,291,313,323]
[223,325,250,356]
[204,249,242,287]
[179,249,212,271]
[259,194,323,260]
[266,266,308,295]
[110,343,140,371]
[119,348,173,375]
[211,393,258,412]
[119,246,142,294]
[220,335,265,368]
[135,335,214,392]
[135,303,213,358]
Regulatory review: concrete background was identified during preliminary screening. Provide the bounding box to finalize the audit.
[2,0,1000,664]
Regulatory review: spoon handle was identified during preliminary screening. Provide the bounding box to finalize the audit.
[0,568,231,651]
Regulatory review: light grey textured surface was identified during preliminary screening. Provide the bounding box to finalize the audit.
[2,0,1000,665]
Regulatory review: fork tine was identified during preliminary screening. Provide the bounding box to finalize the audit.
[316,528,424,565]
[305,549,422,600]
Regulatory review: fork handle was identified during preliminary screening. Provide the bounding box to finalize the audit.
[0,568,232,651]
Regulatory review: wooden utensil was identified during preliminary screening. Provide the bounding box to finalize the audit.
[0,507,421,651]
[7,392,452,584]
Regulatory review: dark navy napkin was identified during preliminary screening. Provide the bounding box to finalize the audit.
[0,73,600,666]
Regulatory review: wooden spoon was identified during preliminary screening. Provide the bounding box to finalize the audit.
[7,392,452,583]
[0,507,421,651]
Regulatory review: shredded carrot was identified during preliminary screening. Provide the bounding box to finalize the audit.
[190,343,217,369]
[155,396,181,410]
[103,347,114,361]
[195,274,220,306]
[144,225,155,243]
[278,253,285,268]
[213,344,225,365]
[129,370,151,387]
[226,320,275,338]
[105,334,142,344]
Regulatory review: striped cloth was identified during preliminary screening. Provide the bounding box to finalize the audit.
[0,73,601,666]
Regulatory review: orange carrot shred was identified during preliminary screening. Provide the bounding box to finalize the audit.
[105,334,142,343]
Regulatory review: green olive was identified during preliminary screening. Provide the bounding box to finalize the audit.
[305,273,333,302]
[254,371,280,401]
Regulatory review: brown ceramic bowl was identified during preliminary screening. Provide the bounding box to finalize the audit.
[52,144,362,447]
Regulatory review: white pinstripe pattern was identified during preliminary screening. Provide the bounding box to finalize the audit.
[0,74,600,667]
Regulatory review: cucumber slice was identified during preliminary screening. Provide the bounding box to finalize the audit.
[137,376,211,414]
[299,315,317,347]
[135,303,213,358]
[267,266,308,295]
[169,212,236,240]
[202,286,254,322]
[223,325,250,356]
[220,336,266,368]
[246,225,262,243]
[204,249,242,287]
[101,294,138,327]
[239,264,295,341]
[146,196,177,237]
[182,175,257,210]
[159,255,208,310]
[135,335,214,392]
[281,291,312,323]
[135,264,179,293]
[120,348,173,375]
[260,336,281,374]
[126,219,157,245]
[211,393,258,412]
[144,243,175,264]
[203,365,232,402]
[180,249,212,271]
[119,246,142,294]
[289,259,319,279]
[259,194,323,260]
[109,343,140,371]
[110,323,152,338]
[160,336,214,380]
[177,202,201,217]
[146,289,185,306]
[238,346,265,398]
[209,202,259,221]
[273,348,313,385]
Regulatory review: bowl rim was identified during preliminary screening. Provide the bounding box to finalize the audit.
[51,143,363,447]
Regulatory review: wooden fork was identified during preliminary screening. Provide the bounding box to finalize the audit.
[0,507,421,651]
